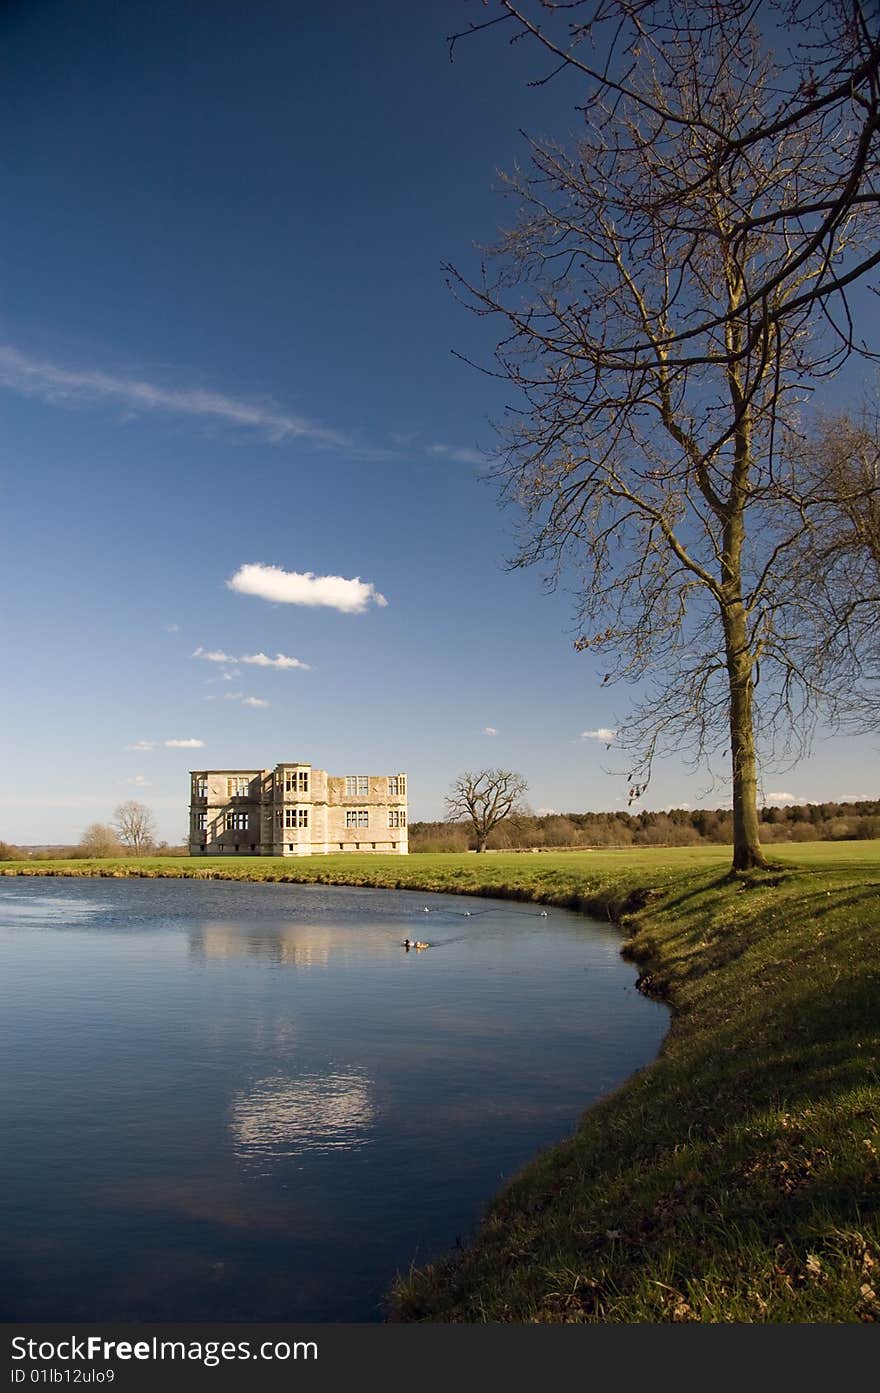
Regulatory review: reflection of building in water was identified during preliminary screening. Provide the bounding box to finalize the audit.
[188,924,333,967]
[230,1072,375,1158]
[189,762,408,857]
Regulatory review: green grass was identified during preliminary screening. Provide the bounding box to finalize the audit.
[2,844,879,1321]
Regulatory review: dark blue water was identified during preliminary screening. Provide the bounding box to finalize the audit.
[0,876,667,1321]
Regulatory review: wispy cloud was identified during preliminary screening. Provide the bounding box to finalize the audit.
[427,442,486,466]
[124,740,156,752]
[763,791,801,805]
[164,623,180,633]
[227,563,388,614]
[165,738,204,749]
[193,646,309,671]
[581,727,617,742]
[126,774,151,787]
[0,344,350,448]
[223,692,270,708]
[0,345,495,469]
[193,647,237,664]
[483,726,498,736]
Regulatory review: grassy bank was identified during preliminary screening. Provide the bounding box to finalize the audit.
[3,845,879,1320]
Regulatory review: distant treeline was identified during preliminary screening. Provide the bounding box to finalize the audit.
[0,841,187,861]
[2,802,878,862]
[409,801,880,852]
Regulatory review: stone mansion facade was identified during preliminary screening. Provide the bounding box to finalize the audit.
[189,763,408,856]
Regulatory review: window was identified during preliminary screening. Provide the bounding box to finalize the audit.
[345,775,369,797]
[388,809,406,829]
[285,808,309,829]
[388,775,406,797]
[345,809,369,829]
[225,812,249,831]
[227,776,250,797]
[298,770,309,793]
[195,812,207,831]
[275,810,283,826]
[193,777,208,798]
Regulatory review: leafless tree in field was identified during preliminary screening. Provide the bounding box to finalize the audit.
[449,0,880,869]
[446,769,529,851]
[112,801,156,856]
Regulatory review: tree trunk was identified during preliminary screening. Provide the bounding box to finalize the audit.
[725,604,767,871]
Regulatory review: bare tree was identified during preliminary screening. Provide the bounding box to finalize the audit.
[446,769,529,851]
[112,801,156,856]
[450,0,880,870]
[78,823,125,858]
[785,408,880,720]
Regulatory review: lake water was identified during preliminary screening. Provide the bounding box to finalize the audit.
[0,876,667,1321]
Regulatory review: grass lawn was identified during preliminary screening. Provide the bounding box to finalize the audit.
[2,842,879,1321]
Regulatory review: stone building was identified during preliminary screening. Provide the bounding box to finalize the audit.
[189,763,408,856]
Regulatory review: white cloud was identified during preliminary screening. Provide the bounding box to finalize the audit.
[0,344,350,448]
[126,775,151,786]
[222,692,269,707]
[195,645,309,671]
[240,651,310,670]
[536,807,557,817]
[483,726,498,736]
[222,669,240,680]
[763,791,801,805]
[124,740,156,752]
[227,563,388,614]
[581,727,617,742]
[427,442,486,466]
[193,646,237,664]
[165,738,204,749]
[164,623,180,633]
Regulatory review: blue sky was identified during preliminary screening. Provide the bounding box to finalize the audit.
[1,0,877,843]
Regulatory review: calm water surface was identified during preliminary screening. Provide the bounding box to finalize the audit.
[0,877,667,1321]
